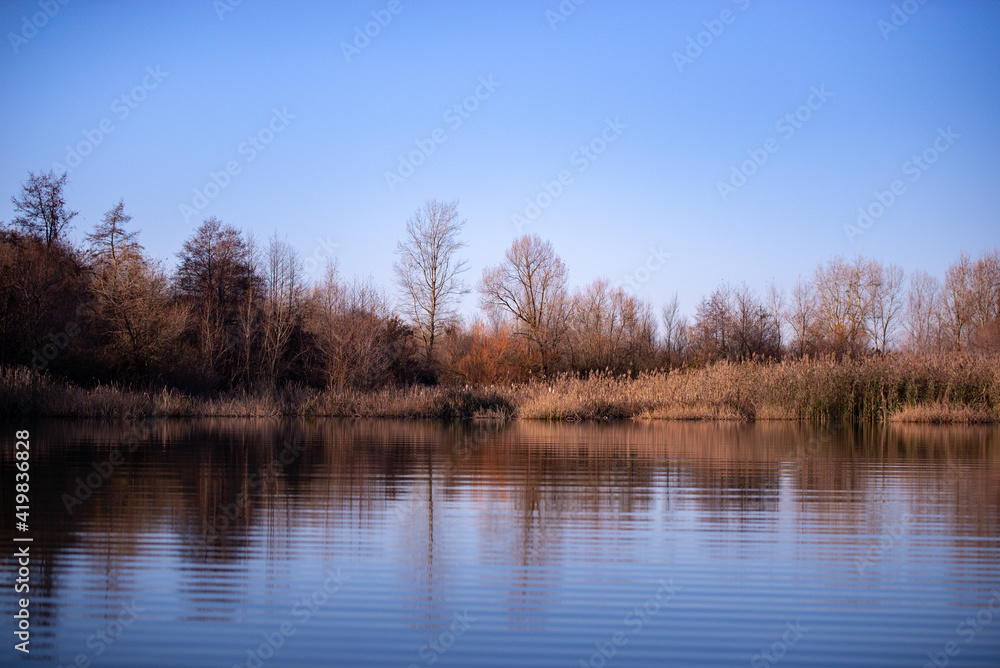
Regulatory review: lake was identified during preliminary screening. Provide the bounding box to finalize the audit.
[2,419,999,667]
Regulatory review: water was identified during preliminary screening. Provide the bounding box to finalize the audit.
[2,419,999,667]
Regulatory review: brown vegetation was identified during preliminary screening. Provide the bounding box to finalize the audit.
[3,354,997,422]
[1,171,998,423]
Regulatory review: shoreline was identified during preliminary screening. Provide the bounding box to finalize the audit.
[3,356,998,424]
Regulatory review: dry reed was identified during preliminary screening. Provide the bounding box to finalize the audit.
[2,354,998,423]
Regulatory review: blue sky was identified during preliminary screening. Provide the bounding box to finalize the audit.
[2,0,998,319]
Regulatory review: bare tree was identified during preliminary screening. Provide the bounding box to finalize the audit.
[176,217,258,383]
[673,314,690,362]
[234,232,261,386]
[766,279,785,353]
[865,261,905,353]
[260,232,305,384]
[9,170,77,246]
[306,261,414,389]
[940,252,973,351]
[905,270,941,352]
[661,291,683,367]
[394,200,469,367]
[787,276,815,358]
[567,278,657,373]
[969,248,1000,351]
[731,282,780,360]
[811,256,869,357]
[692,282,734,360]
[567,278,614,371]
[0,228,89,368]
[87,201,185,375]
[86,199,139,265]
[478,234,568,374]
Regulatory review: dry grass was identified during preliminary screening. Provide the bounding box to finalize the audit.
[887,402,998,424]
[2,354,998,422]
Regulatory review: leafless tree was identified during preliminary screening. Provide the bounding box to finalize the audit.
[969,248,1000,351]
[787,275,815,358]
[478,234,568,374]
[692,282,734,360]
[233,232,261,386]
[86,199,139,265]
[567,278,657,373]
[394,200,469,367]
[766,279,785,353]
[661,291,683,367]
[731,282,780,360]
[811,256,869,356]
[673,314,690,362]
[0,228,88,368]
[87,201,185,375]
[940,252,973,351]
[259,232,305,384]
[864,261,905,353]
[307,261,414,389]
[9,170,77,246]
[904,270,941,353]
[176,217,258,383]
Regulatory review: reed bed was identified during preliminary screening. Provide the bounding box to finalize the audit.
[2,354,998,423]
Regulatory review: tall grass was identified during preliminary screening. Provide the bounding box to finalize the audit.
[2,354,998,422]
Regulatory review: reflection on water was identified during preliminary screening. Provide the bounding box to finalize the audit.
[1,419,999,666]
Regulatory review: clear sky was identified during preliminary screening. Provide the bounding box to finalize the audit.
[2,0,998,319]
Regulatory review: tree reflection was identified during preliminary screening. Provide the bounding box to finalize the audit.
[1,418,998,641]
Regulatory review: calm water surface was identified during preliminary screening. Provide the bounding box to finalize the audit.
[2,419,999,667]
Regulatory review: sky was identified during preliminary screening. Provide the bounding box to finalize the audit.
[2,0,998,321]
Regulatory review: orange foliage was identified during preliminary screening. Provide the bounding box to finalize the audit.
[439,321,534,385]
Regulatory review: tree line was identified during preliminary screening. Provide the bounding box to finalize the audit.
[1,170,997,392]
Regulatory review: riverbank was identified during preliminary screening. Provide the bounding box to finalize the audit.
[2,355,998,423]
